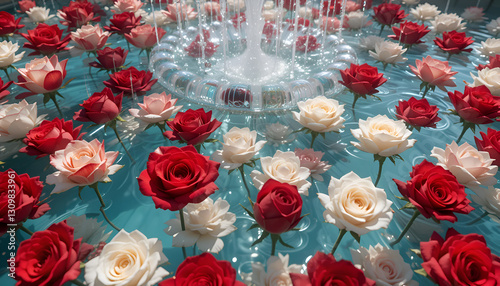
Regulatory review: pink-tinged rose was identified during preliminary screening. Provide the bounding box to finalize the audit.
[89,47,128,72]
[57,0,100,29]
[18,0,36,13]
[475,128,500,167]
[204,2,220,16]
[20,118,84,158]
[129,92,182,124]
[15,55,68,99]
[74,87,123,125]
[0,170,49,236]
[164,108,222,146]
[103,66,157,96]
[296,35,321,52]
[104,12,142,35]
[0,11,24,37]
[290,252,376,286]
[448,85,500,125]
[125,24,166,49]
[0,78,13,101]
[409,56,458,91]
[162,3,198,22]
[477,54,500,71]
[71,24,109,52]
[316,16,344,34]
[372,3,407,26]
[21,23,71,56]
[395,97,441,129]
[434,30,474,55]
[389,21,430,46]
[294,148,332,181]
[339,63,387,96]
[137,145,220,211]
[46,139,122,194]
[15,221,93,286]
[112,0,143,13]
[420,228,500,286]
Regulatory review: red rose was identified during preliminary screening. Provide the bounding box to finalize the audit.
[477,54,500,70]
[389,21,430,46]
[393,160,474,222]
[15,221,93,286]
[448,85,500,125]
[104,12,142,35]
[475,128,500,167]
[185,33,219,58]
[0,11,24,37]
[20,118,84,158]
[164,108,222,146]
[372,3,407,26]
[434,31,474,55]
[420,228,500,286]
[138,145,220,211]
[286,18,312,31]
[276,0,307,11]
[103,66,157,96]
[159,253,246,286]
[321,0,343,17]
[73,87,123,124]
[18,0,36,13]
[253,179,303,234]
[58,0,100,29]
[0,170,49,236]
[290,251,376,286]
[89,47,128,72]
[339,63,387,96]
[296,35,321,52]
[395,97,441,129]
[0,78,13,101]
[21,23,71,56]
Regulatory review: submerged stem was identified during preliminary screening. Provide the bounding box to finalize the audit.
[331,229,347,255]
[90,184,121,231]
[390,211,420,247]
[179,209,187,259]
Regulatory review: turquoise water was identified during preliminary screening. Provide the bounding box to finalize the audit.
[1,3,500,286]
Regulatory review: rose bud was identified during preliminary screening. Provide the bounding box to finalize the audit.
[395,97,441,130]
[124,24,166,50]
[434,30,474,55]
[475,128,500,167]
[18,0,36,14]
[103,66,157,96]
[0,11,24,38]
[20,118,85,158]
[104,12,142,36]
[164,108,222,146]
[74,87,123,125]
[89,47,128,72]
[21,23,71,56]
[253,179,303,234]
[57,0,100,29]
[388,21,430,46]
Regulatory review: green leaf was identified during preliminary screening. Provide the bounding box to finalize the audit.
[204,138,219,143]
[144,123,155,131]
[116,115,126,122]
[228,168,237,175]
[61,77,75,89]
[247,223,260,232]
[350,231,361,244]
[395,195,409,202]
[278,236,294,249]
[251,231,270,247]
[415,268,428,277]
[399,202,416,210]
[43,94,50,105]
[410,248,422,258]
[78,186,85,200]
[320,132,326,139]
[240,204,255,219]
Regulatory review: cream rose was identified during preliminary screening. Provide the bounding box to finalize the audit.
[359,35,385,51]
[262,9,286,22]
[84,230,169,286]
[165,197,236,253]
[318,172,393,235]
[346,11,371,30]
[0,41,25,68]
[265,122,294,146]
[212,127,266,170]
[0,100,45,142]
[410,3,440,22]
[66,214,112,246]
[242,253,302,286]
[46,139,122,194]
[477,38,500,56]
[129,92,182,124]
[144,11,171,26]
[351,244,418,286]
[351,115,416,157]
[292,96,345,133]
[430,13,466,33]
[468,67,500,96]
[264,0,274,10]
[461,6,485,22]
[431,141,498,190]
[227,0,245,11]
[26,7,54,23]
[251,150,311,195]
[471,186,500,223]
[486,17,500,36]
[369,41,408,65]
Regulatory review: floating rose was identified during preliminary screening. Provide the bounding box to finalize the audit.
[21,23,71,56]
[103,66,157,97]
[26,7,54,23]
[104,12,142,36]
[57,0,100,30]
[410,3,440,23]
[125,24,166,60]
[409,56,457,97]
[89,46,128,73]
[339,63,387,110]
[372,3,407,35]
[468,67,500,96]
[0,11,24,41]
[295,148,332,182]
[0,100,45,142]
[475,128,500,167]
[395,97,441,131]
[70,24,110,55]
[430,13,466,33]
[129,92,182,133]
[389,21,430,48]
[434,30,474,59]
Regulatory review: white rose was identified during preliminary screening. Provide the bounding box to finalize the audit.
[477,38,500,56]
[0,41,25,68]
[264,0,274,10]
[351,115,416,157]
[351,244,418,286]
[165,198,237,253]
[486,17,500,36]
[430,13,466,33]
[318,172,393,235]
[471,186,500,223]
[298,7,313,18]
[403,0,420,5]
[212,127,266,170]
[431,141,498,190]
[346,11,371,30]
[84,230,169,286]
[292,96,345,133]
[0,100,45,142]
[410,3,440,22]
[26,7,54,23]
[251,150,311,195]
[242,253,302,286]
[461,6,485,22]
[144,11,171,26]
[265,122,294,145]
[66,214,112,246]
[468,67,500,96]
[359,35,385,51]
[262,9,286,22]
[369,41,408,65]
[227,0,245,11]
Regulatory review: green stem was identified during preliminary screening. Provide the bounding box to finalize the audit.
[194,144,201,153]
[71,279,86,286]
[374,157,386,187]
[179,209,187,259]
[421,84,431,99]
[456,125,468,144]
[390,210,420,247]
[18,225,34,236]
[378,24,385,36]
[239,165,252,199]
[146,48,151,64]
[110,123,135,163]
[90,184,121,231]
[331,229,347,255]
[2,68,11,81]
[48,93,63,118]
[467,211,489,225]
[310,132,319,148]
[446,53,452,61]
[270,234,279,256]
